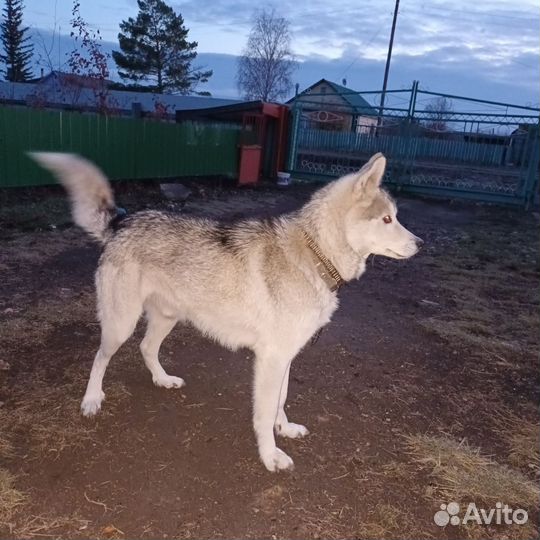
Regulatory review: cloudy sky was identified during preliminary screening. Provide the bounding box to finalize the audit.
[22,0,540,107]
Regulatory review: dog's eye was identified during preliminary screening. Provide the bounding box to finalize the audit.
[383,215,392,224]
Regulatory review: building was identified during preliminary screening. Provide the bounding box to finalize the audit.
[287,78,378,133]
[176,101,290,182]
[0,71,240,118]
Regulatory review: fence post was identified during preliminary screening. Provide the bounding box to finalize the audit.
[287,102,302,172]
[524,122,540,209]
[408,80,419,118]
[398,80,419,188]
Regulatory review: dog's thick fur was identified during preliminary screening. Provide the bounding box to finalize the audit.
[31,152,422,471]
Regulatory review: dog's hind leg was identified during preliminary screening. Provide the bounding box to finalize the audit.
[140,308,184,389]
[81,271,142,416]
[81,308,140,416]
[253,351,297,472]
[274,364,309,439]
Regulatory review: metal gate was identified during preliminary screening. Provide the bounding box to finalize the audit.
[287,82,540,208]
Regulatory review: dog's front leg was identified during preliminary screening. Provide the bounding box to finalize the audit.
[274,363,309,439]
[253,354,295,472]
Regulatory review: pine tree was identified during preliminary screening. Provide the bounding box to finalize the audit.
[0,0,34,82]
[112,0,212,94]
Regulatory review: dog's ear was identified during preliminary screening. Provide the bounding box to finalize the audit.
[353,153,386,199]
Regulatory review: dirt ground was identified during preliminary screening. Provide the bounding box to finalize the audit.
[0,179,538,540]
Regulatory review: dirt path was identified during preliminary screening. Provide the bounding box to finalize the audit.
[0,183,538,539]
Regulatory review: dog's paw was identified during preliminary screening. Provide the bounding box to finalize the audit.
[275,422,309,439]
[153,375,185,389]
[260,447,294,472]
[81,391,105,417]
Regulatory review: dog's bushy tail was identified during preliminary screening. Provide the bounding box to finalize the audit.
[30,152,116,243]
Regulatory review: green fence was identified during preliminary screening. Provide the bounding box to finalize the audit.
[288,82,540,207]
[299,129,506,166]
[0,106,240,187]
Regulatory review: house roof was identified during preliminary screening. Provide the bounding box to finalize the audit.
[176,101,289,122]
[39,71,114,89]
[0,81,45,103]
[0,72,240,113]
[289,78,378,116]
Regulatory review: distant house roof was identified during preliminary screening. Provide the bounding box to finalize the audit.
[176,101,288,123]
[0,71,240,114]
[37,71,114,89]
[289,78,378,116]
[0,80,31,102]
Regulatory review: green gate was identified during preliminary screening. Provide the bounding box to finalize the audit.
[288,82,540,208]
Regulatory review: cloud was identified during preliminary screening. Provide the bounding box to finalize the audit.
[22,0,539,108]
[172,0,539,105]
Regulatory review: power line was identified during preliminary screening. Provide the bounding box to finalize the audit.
[339,22,386,79]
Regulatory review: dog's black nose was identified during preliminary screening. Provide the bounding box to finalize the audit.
[415,238,424,249]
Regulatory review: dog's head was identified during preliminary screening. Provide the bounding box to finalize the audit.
[342,153,423,259]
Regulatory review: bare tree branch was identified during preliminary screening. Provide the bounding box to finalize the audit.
[236,8,297,102]
[424,96,454,132]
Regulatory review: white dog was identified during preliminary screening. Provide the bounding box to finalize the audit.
[31,152,423,471]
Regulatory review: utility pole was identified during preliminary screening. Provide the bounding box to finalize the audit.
[378,0,400,126]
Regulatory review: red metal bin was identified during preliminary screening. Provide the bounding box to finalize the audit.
[238,144,262,185]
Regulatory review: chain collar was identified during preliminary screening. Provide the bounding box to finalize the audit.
[302,230,344,292]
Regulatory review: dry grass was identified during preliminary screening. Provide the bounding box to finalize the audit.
[412,213,540,539]
[419,317,525,356]
[0,368,130,538]
[294,499,430,540]
[0,226,132,537]
[354,503,429,540]
[491,408,540,476]
[0,291,95,348]
[0,469,25,529]
[294,506,353,540]
[404,434,540,509]
[463,521,540,540]
[0,372,131,458]
[419,220,540,360]
[508,424,540,475]
[0,434,14,460]
[10,513,90,539]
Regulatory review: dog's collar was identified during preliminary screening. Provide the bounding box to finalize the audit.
[302,230,344,292]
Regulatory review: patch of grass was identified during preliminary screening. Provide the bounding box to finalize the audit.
[463,520,539,540]
[0,368,130,537]
[10,514,90,539]
[508,424,540,475]
[354,503,424,540]
[404,434,539,509]
[295,499,428,540]
[0,434,14,461]
[419,317,524,356]
[492,408,540,476]
[0,469,25,530]
[419,217,540,361]
[0,290,95,348]
[0,373,131,458]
